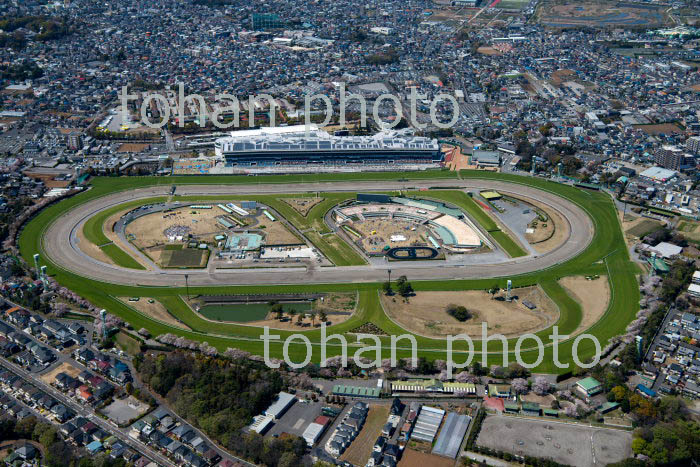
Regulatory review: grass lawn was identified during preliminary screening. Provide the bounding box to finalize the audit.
[198,302,312,322]
[18,172,639,372]
[626,219,663,238]
[100,243,146,270]
[161,248,208,268]
[490,230,527,258]
[114,331,141,355]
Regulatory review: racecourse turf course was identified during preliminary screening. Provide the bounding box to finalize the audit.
[19,171,639,372]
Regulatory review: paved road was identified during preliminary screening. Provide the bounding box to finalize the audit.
[42,179,594,286]
[0,358,170,465]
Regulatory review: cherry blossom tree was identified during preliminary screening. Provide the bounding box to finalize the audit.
[511,378,529,394]
[455,371,472,383]
[532,376,552,396]
[223,348,250,360]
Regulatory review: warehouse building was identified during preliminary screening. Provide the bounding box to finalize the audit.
[390,379,477,395]
[303,415,331,446]
[432,412,471,459]
[263,392,296,420]
[471,150,500,168]
[248,415,274,434]
[411,406,445,443]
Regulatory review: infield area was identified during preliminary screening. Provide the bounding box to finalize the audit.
[19,171,639,372]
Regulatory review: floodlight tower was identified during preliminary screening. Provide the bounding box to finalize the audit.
[649,252,657,277]
[39,266,49,288]
[635,335,644,363]
[100,309,107,339]
[506,279,512,302]
[557,162,562,178]
[33,253,40,273]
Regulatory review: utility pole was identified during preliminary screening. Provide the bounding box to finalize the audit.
[387,269,392,287]
[184,274,190,300]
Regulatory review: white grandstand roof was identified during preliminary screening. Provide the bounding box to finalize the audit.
[226,124,319,138]
[215,125,439,154]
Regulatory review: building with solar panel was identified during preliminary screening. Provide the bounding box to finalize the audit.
[251,13,285,30]
[213,125,442,167]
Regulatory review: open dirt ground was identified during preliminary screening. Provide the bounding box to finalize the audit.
[76,225,115,265]
[520,197,570,254]
[559,275,610,335]
[253,212,304,245]
[477,415,632,467]
[476,46,503,56]
[40,362,82,384]
[116,143,151,153]
[280,197,325,216]
[118,297,191,330]
[381,287,559,339]
[125,208,227,249]
[340,405,390,466]
[352,218,430,253]
[521,393,556,406]
[398,449,455,467]
[632,123,684,135]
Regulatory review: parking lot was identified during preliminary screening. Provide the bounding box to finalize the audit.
[266,399,324,438]
[477,415,632,467]
[101,395,150,425]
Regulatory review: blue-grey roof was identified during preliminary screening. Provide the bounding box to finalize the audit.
[432,412,471,459]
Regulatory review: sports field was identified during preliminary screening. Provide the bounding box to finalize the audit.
[160,248,209,268]
[19,171,639,372]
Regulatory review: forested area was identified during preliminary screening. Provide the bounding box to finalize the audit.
[135,351,307,467]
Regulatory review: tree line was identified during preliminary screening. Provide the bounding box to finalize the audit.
[134,351,307,467]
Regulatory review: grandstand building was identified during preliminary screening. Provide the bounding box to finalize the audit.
[213,125,441,167]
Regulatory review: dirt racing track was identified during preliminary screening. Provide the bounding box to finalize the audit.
[42,179,594,287]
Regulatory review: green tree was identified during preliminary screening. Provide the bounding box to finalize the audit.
[397,277,413,297]
[382,281,393,295]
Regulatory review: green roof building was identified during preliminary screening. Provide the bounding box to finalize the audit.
[522,402,541,416]
[576,377,603,399]
[597,401,620,414]
[332,385,380,398]
[504,402,520,413]
[648,256,670,273]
